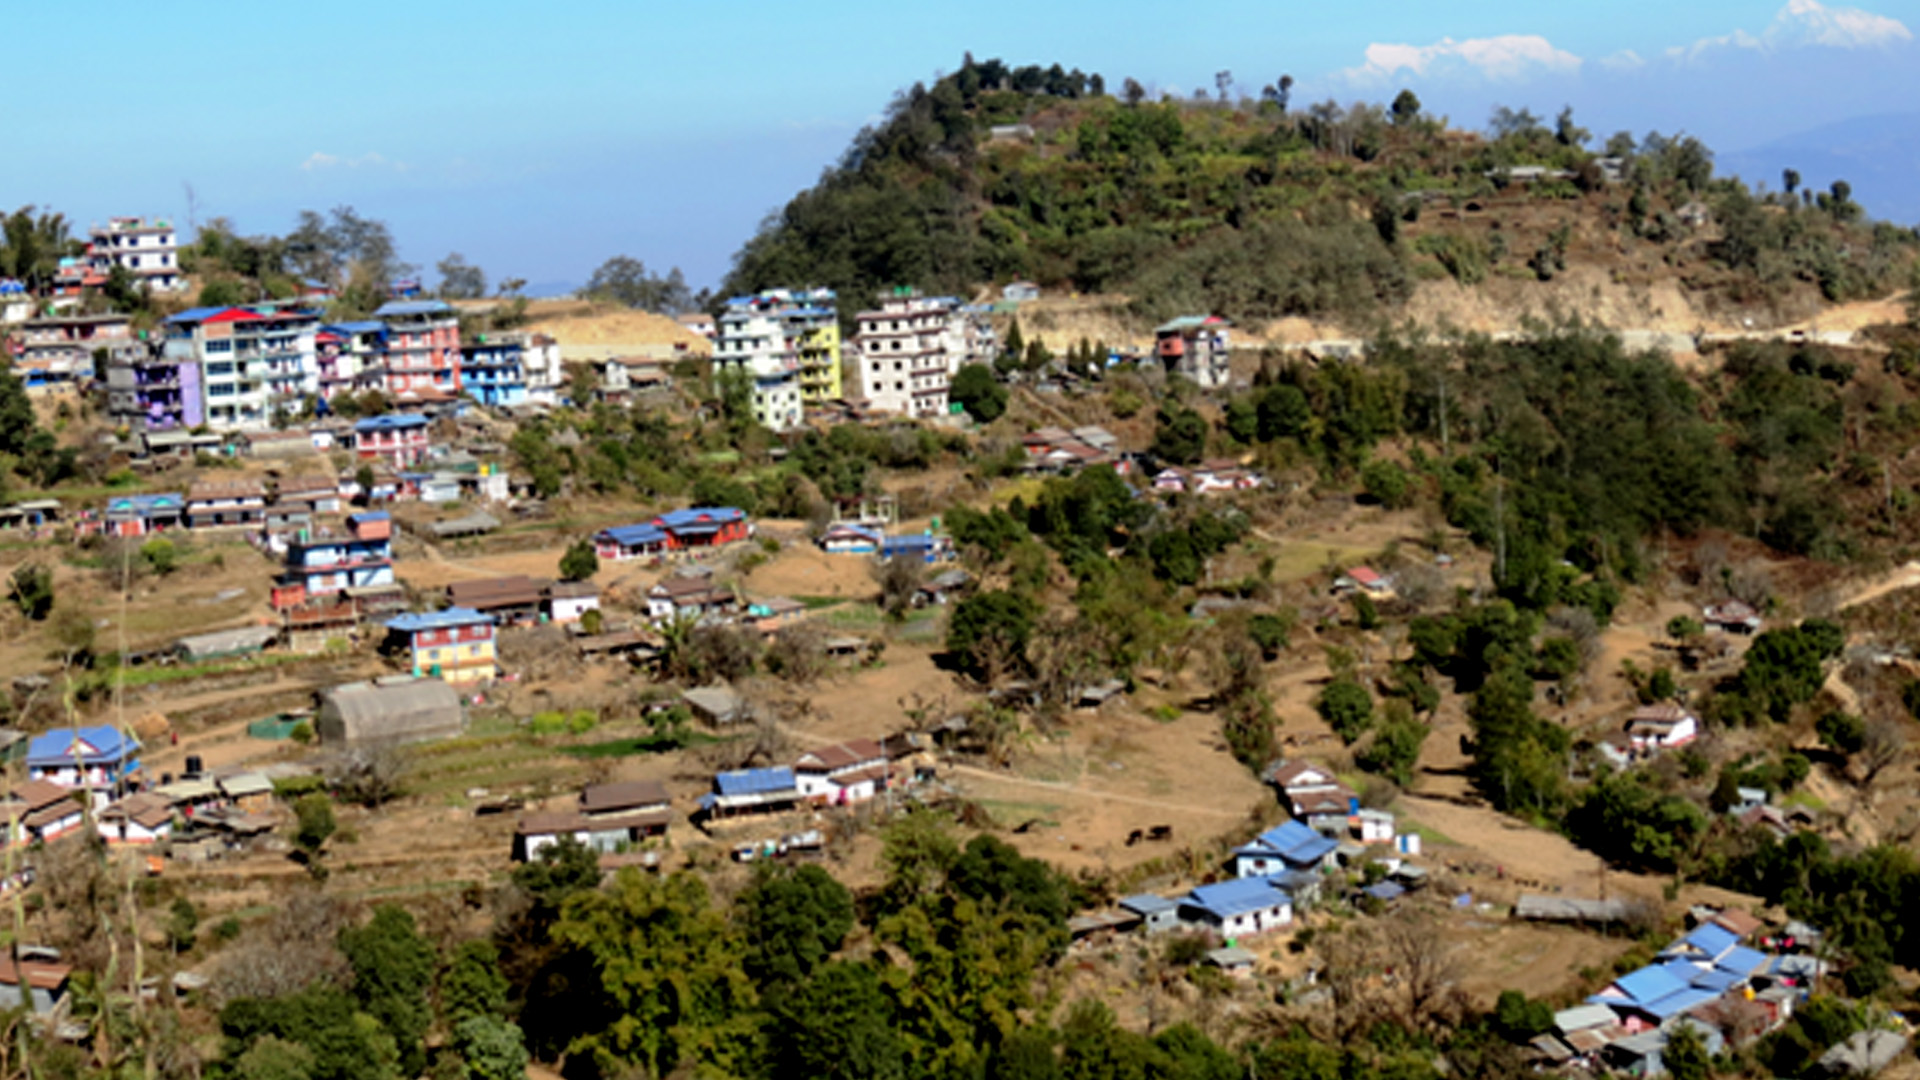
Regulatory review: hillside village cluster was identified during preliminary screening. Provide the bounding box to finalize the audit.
[0,217,1885,1079]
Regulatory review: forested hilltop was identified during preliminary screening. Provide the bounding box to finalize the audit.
[724,56,1915,327]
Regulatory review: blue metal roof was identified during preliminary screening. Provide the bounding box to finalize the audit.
[1690,969,1742,992]
[600,523,667,546]
[326,320,387,335]
[1241,821,1339,866]
[165,306,230,324]
[28,726,139,767]
[1119,893,1178,915]
[373,300,453,317]
[1607,965,1689,1006]
[385,607,495,633]
[1638,986,1722,1020]
[1682,922,1738,958]
[1182,877,1290,920]
[656,507,744,529]
[108,493,184,513]
[1362,881,1406,901]
[348,511,391,525]
[355,414,429,431]
[1715,945,1769,976]
[714,767,795,797]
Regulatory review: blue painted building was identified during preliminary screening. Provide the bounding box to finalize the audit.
[460,336,528,408]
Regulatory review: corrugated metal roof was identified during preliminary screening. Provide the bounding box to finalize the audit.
[373,300,453,317]
[386,607,494,633]
[714,767,795,797]
[599,523,667,546]
[1182,877,1290,919]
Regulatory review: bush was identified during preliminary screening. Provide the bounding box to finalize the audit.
[139,537,179,576]
[1316,679,1374,743]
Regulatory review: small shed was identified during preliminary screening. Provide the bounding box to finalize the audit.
[1119,893,1182,934]
[681,684,745,725]
[315,678,464,747]
[1205,946,1257,976]
[175,625,278,663]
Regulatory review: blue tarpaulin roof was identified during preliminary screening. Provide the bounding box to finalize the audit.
[1362,881,1406,901]
[1182,877,1290,920]
[714,767,795,797]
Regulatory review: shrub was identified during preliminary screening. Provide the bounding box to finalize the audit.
[1316,679,1374,743]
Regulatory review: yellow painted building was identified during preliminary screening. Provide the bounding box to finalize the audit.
[796,320,842,402]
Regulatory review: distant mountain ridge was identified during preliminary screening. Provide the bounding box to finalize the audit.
[1718,112,1920,227]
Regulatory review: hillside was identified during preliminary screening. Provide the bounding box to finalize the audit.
[723,57,1916,335]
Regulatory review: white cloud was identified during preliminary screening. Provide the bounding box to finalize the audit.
[300,151,408,172]
[1599,49,1646,70]
[1670,0,1910,60]
[1341,34,1582,84]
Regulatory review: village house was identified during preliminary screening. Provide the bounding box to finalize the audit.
[374,300,462,397]
[273,511,394,610]
[5,781,86,844]
[446,575,547,628]
[741,596,808,637]
[793,739,889,805]
[1178,877,1293,937]
[0,952,73,1018]
[1263,760,1358,819]
[696,766,800,820]
[184,478,267,530]
[1627,702,1700,752]
[1153,314,1233,390]
[384,607,498,684]
[514,780,672,861]
[274,474,345,514]
[315,321,388,401]
[915,568,971,608]
[1231,820,1339,880]
[595,506,751,562]
[27,727,141,793]
[163,307,318,432]
[353,414,432,469]
[647,576,737,625]
[460,334,528,408]
[852,290,990,418]
[545,581,601,624]
[819,523,882,555]
[315,677,465,747]
[1335,566,1395,597]
[99,492,185,538]
[96,791,174,844]
[102,332,202,432]
[87,216,183,293]
[1702,600,1762,634]
[681,684,746,726]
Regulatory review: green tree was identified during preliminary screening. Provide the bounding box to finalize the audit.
[558,538,599,582]
[950,364,1008,423]
[739,863,856,986]
[1492,989,1555,1042]
[1355,712,1429,786]
[219,986,401,1080]
[765,962,907,1080]
[1361,457,1412,508]
[1147,531,1202,585]
[167,897,199,954]
[1661,1022,1712,1080]
[447,1015,528,1080]
[233,1035,318,1080]
[436,253,487,300]
[1248,611,1296,659]
[1390,89,1422,127]
[946,589,1039,678]
[339,905,437,1078]
[583,255,693,313]
[7,563,52,621]
[1815,711,1866,755]
[140,537,179,577]
[1316,679,1374,743]
[291,793,336,873]
[439,941,511,1026]
[1149,405,1207,465]
[552,871,758,1079]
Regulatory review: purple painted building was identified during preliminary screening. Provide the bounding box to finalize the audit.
[104,341,202,432]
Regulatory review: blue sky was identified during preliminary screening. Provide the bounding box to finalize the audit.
[9,1,1916,292]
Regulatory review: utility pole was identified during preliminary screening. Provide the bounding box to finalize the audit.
[1436,369,1449,458]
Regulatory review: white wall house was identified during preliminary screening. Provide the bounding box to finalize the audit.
[853,292,974,418]
[793,739,889,805]
[87,217,183,293]
[1180,878,1294,937]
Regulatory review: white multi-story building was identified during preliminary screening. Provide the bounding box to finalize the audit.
[852,291,977,419]
[165,307,318,432]
[715,297,803,431]
[519,332,563,405]
[87,218,183,294]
